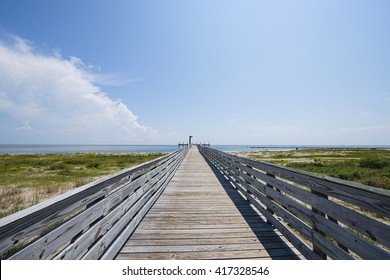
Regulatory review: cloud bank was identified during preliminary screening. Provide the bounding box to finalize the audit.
[0,35,157,144]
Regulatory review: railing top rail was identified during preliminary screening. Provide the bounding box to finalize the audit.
[202,147,390,197]
[200,147,390,216]
[0,150,177,228]
[0,147,189,258]
[199,146,390,260]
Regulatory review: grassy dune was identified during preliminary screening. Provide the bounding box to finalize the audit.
[0,153,165,218]
[1,148,388,219]
[234,148,390,190]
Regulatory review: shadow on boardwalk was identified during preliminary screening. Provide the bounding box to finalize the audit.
[203,156,301,260]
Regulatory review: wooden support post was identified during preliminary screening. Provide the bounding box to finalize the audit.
[265,172,277,223]
[328,216,350,253]
[311,189,328,259]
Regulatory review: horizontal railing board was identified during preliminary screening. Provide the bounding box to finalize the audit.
[206,148,390,222]
[53,155,182,260]
[0,151,178,256]
[265,187,389,259]
[215,151,390,248]
[225,154,390,218]
[102,159,180,260]
[83,152,183,260]
[9,196,107,260]
[210,155,354,260]
[81,179,162,259]
[0,147,188,259]
[209,154,354,260]
[214,147,390,259]
[55,186,146,260]
[80,149,185,260]
[101,186,165,259]
[205,156,321,260]
[102,152,183,260]
[199,146,390,260]
[209,150,390,217]
[0,150,173,230]
[9,157,173,260]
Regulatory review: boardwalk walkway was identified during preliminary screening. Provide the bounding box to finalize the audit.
[116,146,303,260]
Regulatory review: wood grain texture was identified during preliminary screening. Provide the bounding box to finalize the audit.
[4,145,387,260]
[1,147,188,259]
[0,151,180,256]
[115,146,303,260]
[217,151,390,217]
[200,147,390,260]
[213,153,389,259]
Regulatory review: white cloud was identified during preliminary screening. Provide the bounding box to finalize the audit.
[10,35,34,53]
[0,35,157,144]
[15,121,33,131]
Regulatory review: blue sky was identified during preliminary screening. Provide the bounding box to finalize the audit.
[0,0,389,145]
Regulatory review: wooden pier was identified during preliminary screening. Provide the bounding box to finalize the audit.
[116,146,302,260]
[0,145,389,260]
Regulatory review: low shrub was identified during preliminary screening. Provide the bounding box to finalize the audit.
[86,162,100,168]
[359,157,388,169]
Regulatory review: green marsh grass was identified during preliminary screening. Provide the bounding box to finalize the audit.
[241,148,390,190]
[233,148,390,257]
[0,153,165,218]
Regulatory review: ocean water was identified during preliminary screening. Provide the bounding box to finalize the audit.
[0,144,389,154]
[0,144,178,154]
[214,145,390,152]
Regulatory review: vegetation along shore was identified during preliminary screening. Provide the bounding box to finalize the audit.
[0,152,165,218]
[232,148,390,191]
[1,148,389,219]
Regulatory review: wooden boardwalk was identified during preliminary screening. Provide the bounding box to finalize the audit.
[2,145,388,260]
[116,146,303,260]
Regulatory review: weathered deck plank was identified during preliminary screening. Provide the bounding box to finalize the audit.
[115,146,303,260]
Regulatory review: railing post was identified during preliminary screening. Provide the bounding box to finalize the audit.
[242,165,255,203]
[265,172,277,223]
[327,215,349,253]
[311,189,328,259]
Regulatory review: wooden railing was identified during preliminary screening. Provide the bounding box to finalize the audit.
[0,147,189,260]
[199,146,390,260]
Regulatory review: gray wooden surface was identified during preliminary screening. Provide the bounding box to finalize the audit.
[2,144,387,260]
[115,146,303,260]
[0,147,188,259]
[199,147,390,260]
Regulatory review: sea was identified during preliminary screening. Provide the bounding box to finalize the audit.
[0,144,389,154]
